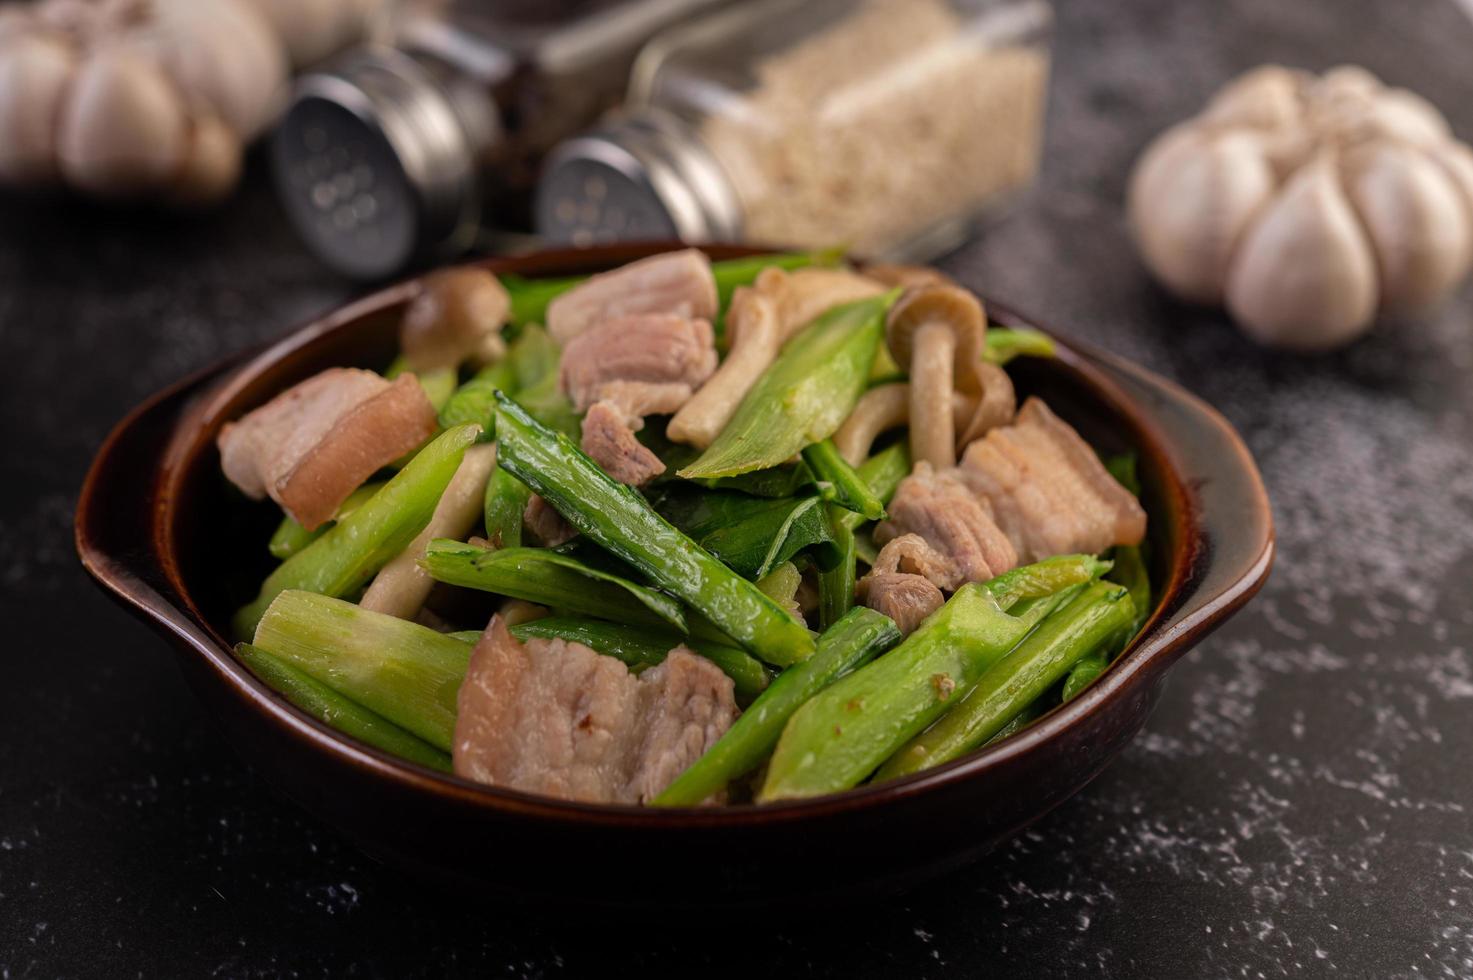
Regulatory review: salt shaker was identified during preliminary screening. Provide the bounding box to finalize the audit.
[537,0,1054,260]
[271,0,733,279]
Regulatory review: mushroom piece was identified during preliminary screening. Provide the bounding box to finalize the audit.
[954,360,1017,449]
[666,286,781,449]
[400,267,511,373]
[884,285,988,469]
[832,381,977,466]
[359,442,498,620]
[862,263,955,290]
[752,265,887,341]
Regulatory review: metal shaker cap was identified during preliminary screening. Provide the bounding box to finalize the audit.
[536,110,742,247]
[272,46,497,280]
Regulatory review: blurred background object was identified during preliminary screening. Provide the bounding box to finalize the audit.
[1128,64,1473,351]
[536,0,1053,260]
[271,0,734,279]
[0,0,384,205]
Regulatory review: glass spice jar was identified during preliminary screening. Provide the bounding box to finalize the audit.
[536,0,1054,259]
[271,0,734,279]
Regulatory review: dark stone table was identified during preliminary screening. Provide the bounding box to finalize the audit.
[3,0,1471,975]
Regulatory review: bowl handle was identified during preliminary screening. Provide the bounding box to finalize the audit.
[1077,345,1274,674]
[75,359,243,653]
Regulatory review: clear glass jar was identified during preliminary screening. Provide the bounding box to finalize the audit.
[272,0,734,279]
[536,0,1053,259]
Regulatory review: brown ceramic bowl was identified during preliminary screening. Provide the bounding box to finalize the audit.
[76,243,1272,907]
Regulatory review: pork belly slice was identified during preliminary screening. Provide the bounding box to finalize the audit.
[959,397,1147,562]
[581,401,667,487]
[522,493,577,548]
[453,613,738,804]
[558,313,718,486]
[546,248,718,345]
[859,572,945,635]
[217,368,437,531]
[559,313,718,414]
[875,463,1018,589]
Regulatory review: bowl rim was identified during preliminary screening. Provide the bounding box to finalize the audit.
[79,242,1274,828]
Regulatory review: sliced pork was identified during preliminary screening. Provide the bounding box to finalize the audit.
[522,494,576,548]
[453,613,738,804]
[546,248,718,345]
[875,463,1018,589]
[858,571,945,635]
[559,313,718,413]
[581,401,667,487]
[217,368,437,531]
[558,313,718,486]
[959,397,1147,562]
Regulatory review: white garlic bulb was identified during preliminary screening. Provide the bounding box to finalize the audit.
[0,0,382,205]
[1129,65,1473,350]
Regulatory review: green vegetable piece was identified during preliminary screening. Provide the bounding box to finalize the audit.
[802,438,886,521]
[267,481,383,561]
[483,466,531,549]
[759,582,1070,801]
[649,485,835,581]
[818,510,856,629]
[509,617,772,701]
[447,630,482,645]
[875,581,1134,782]
[1062,650,1109,702]
[1102,452,1151,635]
[756,561,804,616]
[982,328,1056,366]
[237,643,451,771]
[983,697,1046,745]
[494,393,815,666]
[836,444,910,534]
[986,553,1112,609]
[417,368,459,413]
[679,291,899,479]
[653,606,901,807]
[440,361,516,435]
[233,424,479,638]
[421,539,687,631]
[251,591,472,751]
[504,273,583,327]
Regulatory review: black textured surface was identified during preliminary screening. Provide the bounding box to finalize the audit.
[5,1,1473,976]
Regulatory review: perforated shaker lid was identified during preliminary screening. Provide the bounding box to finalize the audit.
[535,110,742,247]
[271,47,496,281]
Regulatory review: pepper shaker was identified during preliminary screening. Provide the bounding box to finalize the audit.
[272,0,733,279]
[537,0,1054,260]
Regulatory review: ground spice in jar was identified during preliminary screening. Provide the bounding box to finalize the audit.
[698,0,1050,255]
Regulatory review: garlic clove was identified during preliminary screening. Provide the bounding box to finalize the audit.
[1201,64,1305,132]
[137,0,287,141]
[0,31,76,182]
[170,112,243,206]
[57,46,188,195]
[250,0,375,69]
[1225,153,1379,350]
[1427,141,1473,223]
[1129,125,1276,303]
[1344,141,1472,310]
[1366,88,1452,149]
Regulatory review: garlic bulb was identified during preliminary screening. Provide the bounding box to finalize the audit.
[1129,65,1473,350]
[0,0,381,205]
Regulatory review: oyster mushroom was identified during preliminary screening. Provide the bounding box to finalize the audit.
[400,267,511,373]
[954,361,1016,448]
[359,442,498,620]
[862,263,955,290]
[666,286,781,449]
[832,381,976,466]
[884,285,987,469]
[753,265,886,341]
